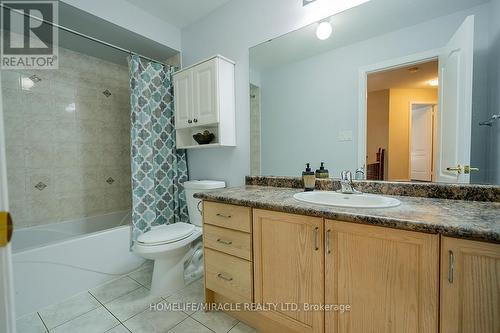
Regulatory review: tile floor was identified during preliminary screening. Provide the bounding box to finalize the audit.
[16,263,258,333]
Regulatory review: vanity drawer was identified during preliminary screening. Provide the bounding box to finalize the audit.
[204,202,252,233]
[204,224,252,260]
[205,248,253,303]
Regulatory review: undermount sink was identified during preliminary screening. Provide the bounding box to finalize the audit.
[293,191,401,208]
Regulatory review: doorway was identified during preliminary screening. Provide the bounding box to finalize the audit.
[365,59,439,182]
[410,103,436,182]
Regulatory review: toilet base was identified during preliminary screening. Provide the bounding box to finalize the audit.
[149,245,192,297]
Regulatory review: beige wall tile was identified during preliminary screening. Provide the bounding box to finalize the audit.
[3,47,131,228]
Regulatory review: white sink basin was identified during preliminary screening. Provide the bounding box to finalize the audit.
[293,191,401,208]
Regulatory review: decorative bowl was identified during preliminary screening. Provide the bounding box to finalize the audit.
[193,130,215,145]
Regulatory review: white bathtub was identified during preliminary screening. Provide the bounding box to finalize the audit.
[12,211,145,317]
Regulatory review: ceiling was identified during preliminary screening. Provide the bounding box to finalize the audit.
[123,0,232,28]
[367,60,439,92]
[250,0,489,71]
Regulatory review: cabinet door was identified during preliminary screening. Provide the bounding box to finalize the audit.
[192,59,218,126]
[173,70,192,129]
[440,237,500,333]
[325,220,439,333]
[253,209,324,333]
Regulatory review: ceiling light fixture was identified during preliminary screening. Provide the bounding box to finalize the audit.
[316,21,332,40]
[428,78,439,87]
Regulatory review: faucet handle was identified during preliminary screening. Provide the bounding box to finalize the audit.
[341,170,352,181]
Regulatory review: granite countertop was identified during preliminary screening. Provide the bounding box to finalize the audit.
[194,185,500,243]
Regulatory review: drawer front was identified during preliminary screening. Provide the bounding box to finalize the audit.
[204,224,252,260]
[204,202,252,232]
[205,248,253,303]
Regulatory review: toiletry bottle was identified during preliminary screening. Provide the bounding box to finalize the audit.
[315,162,329,178]
[302,163,316,191]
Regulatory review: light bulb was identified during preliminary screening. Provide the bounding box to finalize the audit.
[316,21,332,40]
[428,78,439,87]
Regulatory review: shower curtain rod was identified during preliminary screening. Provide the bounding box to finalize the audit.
[1,4,170,66]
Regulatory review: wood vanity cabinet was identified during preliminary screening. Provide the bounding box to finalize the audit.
[325,220,439,333]
[253,209,324,333]
[440,237,500,333]
[203,202,253,303]
[202,202,498,333]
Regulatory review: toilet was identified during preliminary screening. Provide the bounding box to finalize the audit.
[133,180,226,295]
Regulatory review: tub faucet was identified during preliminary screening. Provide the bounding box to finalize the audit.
[340,170,361,194]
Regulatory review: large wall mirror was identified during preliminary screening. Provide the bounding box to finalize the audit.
[249,0,499,185]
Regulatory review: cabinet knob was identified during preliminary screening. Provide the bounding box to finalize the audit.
[193,118,198,123]
[188,119,192,124]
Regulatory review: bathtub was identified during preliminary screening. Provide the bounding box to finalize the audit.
[12,211,145,317]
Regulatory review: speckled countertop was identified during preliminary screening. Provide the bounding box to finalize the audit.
[194,186,500,243]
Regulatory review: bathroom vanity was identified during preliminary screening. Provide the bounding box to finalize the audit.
[196,184,500,333]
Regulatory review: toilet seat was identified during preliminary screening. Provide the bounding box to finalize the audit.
[137,223,195,246]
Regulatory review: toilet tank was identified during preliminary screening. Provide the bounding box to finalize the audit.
[184,180,226,227]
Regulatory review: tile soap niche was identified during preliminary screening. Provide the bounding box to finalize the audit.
[173,55,236,149]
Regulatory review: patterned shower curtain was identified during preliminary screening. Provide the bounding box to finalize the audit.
[128,55,189,243]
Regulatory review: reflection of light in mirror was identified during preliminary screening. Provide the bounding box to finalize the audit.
[428,78,439,87]
[316,21,332,40]
[20,77,34,90]
[65,103,76,113]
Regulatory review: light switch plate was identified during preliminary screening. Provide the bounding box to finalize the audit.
[338,130,353,142]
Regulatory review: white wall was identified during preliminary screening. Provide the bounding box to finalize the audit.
[257,4,490,179]
[61,0,181,51]
[486,0,500,183]
[181,0,369,186]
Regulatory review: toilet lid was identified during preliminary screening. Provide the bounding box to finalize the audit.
[137,223,195,245]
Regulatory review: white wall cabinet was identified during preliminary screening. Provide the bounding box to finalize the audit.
[173,55,235,149]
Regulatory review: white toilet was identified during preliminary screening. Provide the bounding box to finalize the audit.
[133,180,225,295]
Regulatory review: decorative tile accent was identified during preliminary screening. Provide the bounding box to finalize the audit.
[106,177,115,185]
[103,89,112,97]
[29,74,42,83]
[34,182,47,191]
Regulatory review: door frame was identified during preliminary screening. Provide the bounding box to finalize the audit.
[0,72,16,333]
[408,101,437,182]
[357,48,442,175]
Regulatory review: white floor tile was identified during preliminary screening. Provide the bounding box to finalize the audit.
[38,292,100,329]
[50,307,119,333]
[123,304,188,333]
[105,324,130,333]
[128,266,153,288]
[163,279,205,315]
[228,321,258,333]
[16,312,47,333]
[90,276,142,303]
[191,310,238,333]
[168,317,213,333]
[104,287,161,322]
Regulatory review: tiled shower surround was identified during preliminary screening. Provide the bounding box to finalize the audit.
[2,47,132,228]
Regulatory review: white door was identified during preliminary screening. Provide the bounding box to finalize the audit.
[411,105,434,181]
[173,70,192,129]
[435,15,474,183]
[0,78,16,333]
[192,59,218,126]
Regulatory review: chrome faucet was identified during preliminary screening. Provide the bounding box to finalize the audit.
[340,170,361,194]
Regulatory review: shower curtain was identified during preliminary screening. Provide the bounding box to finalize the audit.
[128,55,189,243]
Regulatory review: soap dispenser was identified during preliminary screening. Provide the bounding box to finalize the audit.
[315,162,329,179]
[302,163,316,191]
